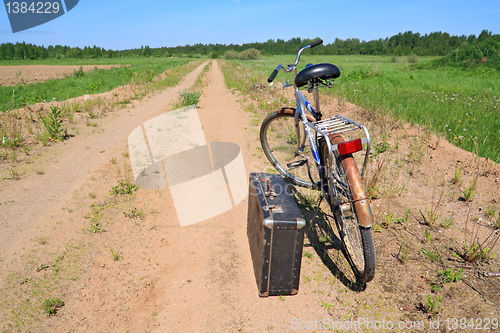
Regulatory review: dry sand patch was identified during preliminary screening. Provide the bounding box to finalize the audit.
[0,64,122,86]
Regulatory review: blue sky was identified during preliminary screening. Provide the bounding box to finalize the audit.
[1,0,499,50]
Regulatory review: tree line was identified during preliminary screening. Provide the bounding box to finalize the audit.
[0,30,495,60]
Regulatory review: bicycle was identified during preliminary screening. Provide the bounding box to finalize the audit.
[260,38,376,282]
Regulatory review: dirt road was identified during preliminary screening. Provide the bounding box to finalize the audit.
[1,60,499,332]
[0,61,321,332]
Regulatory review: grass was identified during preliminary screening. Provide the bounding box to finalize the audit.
[172,90,202,109]
[0,58,192,112]
[319,56,500,163]
[221,54,499,163]
[462,176,477,201]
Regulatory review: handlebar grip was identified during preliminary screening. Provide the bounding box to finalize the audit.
[310,39,323,48]
[268,69,279,83]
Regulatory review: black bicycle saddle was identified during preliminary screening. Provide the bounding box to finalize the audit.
[295,63,340,88]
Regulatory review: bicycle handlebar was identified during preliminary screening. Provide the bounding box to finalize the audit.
[310,38,323,48]
[267,38,323,83]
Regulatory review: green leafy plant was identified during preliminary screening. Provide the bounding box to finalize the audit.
[439,267,463,283]
[73,66,85,78]
[42,298,64,316]
[86,203,104,233]
[123,207,145,220]
[372,139,390,157]
[110,180,138,198]
[424,294,441,315]
[42,105,66,142]
[425,229,432,242]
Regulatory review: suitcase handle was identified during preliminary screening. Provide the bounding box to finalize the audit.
[262,177,277,199]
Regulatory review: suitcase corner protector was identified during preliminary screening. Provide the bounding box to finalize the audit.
[263,217,273,228]
[297,217,306,229]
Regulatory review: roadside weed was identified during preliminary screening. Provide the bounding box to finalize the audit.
[424,294,441,315]
[42,298,64,316]
[422,249,440,262]
[42,106,66,142]
[451,166,463,185]
[123,207,145,220]
[462,176,477,201]
[110,180,138,198]
[110,248,122,261]
[172,90,202,109]
[439,267,463,283]
[440,215,455,228]
[462,203,500,262]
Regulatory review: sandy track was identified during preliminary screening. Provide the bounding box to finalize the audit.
[0,62,207,261]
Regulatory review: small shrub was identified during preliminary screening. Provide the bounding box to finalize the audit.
[224,50,240,60]
[239,48,261,60]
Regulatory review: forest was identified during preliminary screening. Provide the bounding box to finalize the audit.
[0,30,496,60]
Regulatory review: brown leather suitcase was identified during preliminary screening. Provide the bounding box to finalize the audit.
[247,173,306,297]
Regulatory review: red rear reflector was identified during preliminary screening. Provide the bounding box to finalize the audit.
[338,138,362,156]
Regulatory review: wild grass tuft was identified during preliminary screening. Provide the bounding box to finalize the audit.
[172,90,202,109]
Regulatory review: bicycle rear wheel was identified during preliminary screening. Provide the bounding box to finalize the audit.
[321,137,376,283]
[260,108,320,189]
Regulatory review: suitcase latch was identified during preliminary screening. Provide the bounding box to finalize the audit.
[263,204,283,213]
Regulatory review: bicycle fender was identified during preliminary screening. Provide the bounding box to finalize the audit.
[330,134,373,228]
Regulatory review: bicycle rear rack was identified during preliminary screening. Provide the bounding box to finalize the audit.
[311,115,371,179]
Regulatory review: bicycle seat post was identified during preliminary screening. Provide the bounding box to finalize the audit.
[312,83,321,120]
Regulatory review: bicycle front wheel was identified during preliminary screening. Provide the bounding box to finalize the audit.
[321,137,376,283]
[260,109,320,189]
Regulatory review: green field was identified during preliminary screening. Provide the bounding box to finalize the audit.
[0,57,194,112]
[1,54,498,162]
[223,55,500,163]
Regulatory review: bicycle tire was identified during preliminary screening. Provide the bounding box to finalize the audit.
[320,137,376,283]
[260,109,320,189]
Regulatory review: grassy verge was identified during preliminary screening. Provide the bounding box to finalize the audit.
[221,55,499,162]
[0,57,194,112]
[0,60,200,158]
